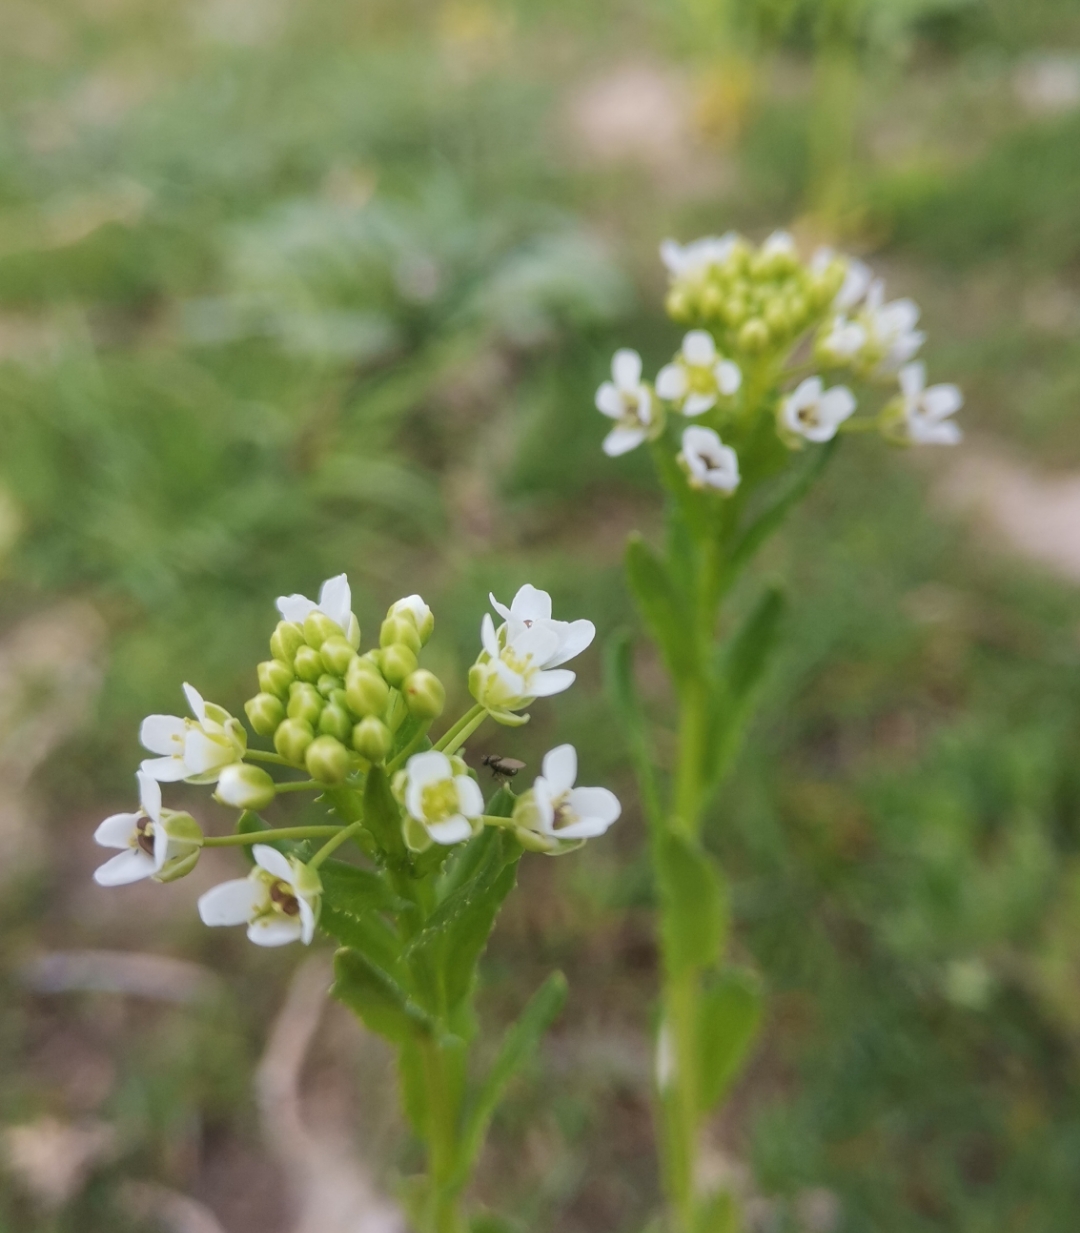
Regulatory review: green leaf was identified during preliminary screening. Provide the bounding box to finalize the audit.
[321,903,404,978]
[698,967,763,1113]
[603,630,662,830]
[332,947,436,1046]
[455,972,568,1185]
[694,1189,738,1233]
[319,858,411,915]
[625,533,697,685]
[362,764,408,859]
[657,834,728,977]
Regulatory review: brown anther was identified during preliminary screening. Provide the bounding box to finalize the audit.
[269,881,300,916]
[136,817,155,856]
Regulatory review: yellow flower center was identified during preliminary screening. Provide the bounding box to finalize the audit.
[421,779,459,822]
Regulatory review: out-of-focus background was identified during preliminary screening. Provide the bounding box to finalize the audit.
[2,0,1080,1229]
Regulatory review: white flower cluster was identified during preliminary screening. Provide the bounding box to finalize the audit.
[594,229,963,495]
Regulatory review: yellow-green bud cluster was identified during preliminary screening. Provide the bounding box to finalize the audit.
[244,600,443,783]
[665,238,846,356]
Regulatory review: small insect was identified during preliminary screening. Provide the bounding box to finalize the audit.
[481,754,526,782]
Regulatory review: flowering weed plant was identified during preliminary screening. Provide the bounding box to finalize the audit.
[94,574,619,1233]
[598,228,962,1233]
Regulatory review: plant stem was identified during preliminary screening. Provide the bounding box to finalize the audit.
[308,819,365,869]
[420,1038,465,1233]
[387,721,433,773]
[433,704,485,754]
[245,749,291,766]
[274,779,326,794]
[202,826,343,847]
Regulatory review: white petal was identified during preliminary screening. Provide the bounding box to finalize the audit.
[595,382,624,418]
[248,918,303,947]
[405,777,426,821]
[836,259,871,311]
[182,683,207,725]
[199,878,261,927]
[510,585,552,622]
[317,574,352,633]
[682,330,716,366]
[566,786,621,831]
[136,771,162,822]
[530,668,576,698]
[821,386,856,425]
[94,812,141,849]
[299,897,316,945]
[532,777,556,831]
[140,756,187,783]
[253,843,294,883]
[715,361,741,395]
[152,821,170,870]
[659,238,684,273]
[508,622,560,664]
[898,362,925,400]
[544,619,595,669]
[682,392,716,417]
[454,775,485,819]
[139,714,187,756]
[541,744,577,796]
[426,817,473,845]
[276,593,318,625]
[488,593,512,622]
[94,848,156,887]
[655,364,686,402]
[406,750,453,791]
[923,384,963,419]
[603,426,646,457]
[481,612,499,658]
[911,420,962,446]
[183,730,234,776]
[612,348,642,390]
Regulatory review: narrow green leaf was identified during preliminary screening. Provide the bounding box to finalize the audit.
[698,967,763,1113]
[455,972,568,1185]
[603,630,662,830]
[332,947,435,1045]
[694,1189,739,1233]
[362,764,408,859]
[625,534,697,685]
[657,833,728,976]
[321,903,404,978]
[319,859,411,915]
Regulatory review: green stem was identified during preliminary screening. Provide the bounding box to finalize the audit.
[433,704,485,754]
[387,721,433,773]
[202,826,343,847]
[308,820,365,869]
[245,749,291,766]
[420,1038,465,1233]
[440,709,487,757]
[274,779,326,794]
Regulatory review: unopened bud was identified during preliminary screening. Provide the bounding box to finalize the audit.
[764,299,789,335]
[319,703,353,742]
[303,611,341,649]
[293,644,324,683]
[380,616,421,655]
[700,283,724,318]
[214,763,277,811]
[381,643,418,688]
[345,660,390,717]
[305,735,352,782]
[388,595,435,645]
[258,659,294,698]
[737,318,770,352]
[270,621,305,662]
[665,288,691,321]
[352,716,393,763]
[317,673,344,698]
[403,670,445,720]
[274,718,314,764]
[321,635,356,677]
[245,692,285,737]
[287,683,324,726]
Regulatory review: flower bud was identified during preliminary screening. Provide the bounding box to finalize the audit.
[321,635,357,677]
[270,621,305,662]
[317,673,344,698]
[305,735,352,782]
[274,717,314,764]
[293,644,324,683]
[737,318,770,353]
[319,702,353,742]
[245,692,285,737]
[258,659,294,698]
[388,595,435,645]
[700,283,724,318]
[303,611,341,649]
[360,649,383,672]
[764,299,789,336]
[665,288,691,321]
[381,643,418,688]
[287,683,324,726]
[403,669,445,721]
[214,763,277,811]
[345,662,390,717]
[352,716,393,763]
[380,616,421,655]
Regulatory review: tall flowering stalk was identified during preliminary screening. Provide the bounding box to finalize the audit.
[598,229,961,1231]
[93,575,619,1233]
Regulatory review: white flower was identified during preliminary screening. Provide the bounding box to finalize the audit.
[595,349,654,457]
[276,573,360,647]
[387,593,434,643]
[761,229,796,260]
[471,586,595,721]
[811,248,872,311]
[817,315,867,365]
[660,232,739,279]
[655,330,742,416]
[896,362,963,445]
[779,376,856,444]
[862,280,925,372]
[678,426,740,493]
[511,744,621,852]
[93,771,201,886]
[140,683,247,784]
[198,844,321,947]
[401,750,484,846]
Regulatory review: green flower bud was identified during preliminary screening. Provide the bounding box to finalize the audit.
[319,702,353,742]
[722,297,748,328]
[303,611,341,649]
[381,643,418,688]
[352,716,393,763]
[380,615,421,655]
[360,649,383,672]
[305,735,352,783]
[287,683,324,726]
[764,299,789,335]
[665,288,691,322]
[245,692,285,737]
[317,673,344,699]
[329,688,350,710]
[270,621,305,663]
[258,658,294,698]
[700,283,724,318]
[388,595,435,645]
[737,318,770,353]
[214,763,277,811]
[274,717,314,764]
[345,663,390,718]
[293,644,324,683]
[403,669,445,720]
[321,635,357,677]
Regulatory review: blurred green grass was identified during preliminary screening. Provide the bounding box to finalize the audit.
[2,0,1080,1230]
